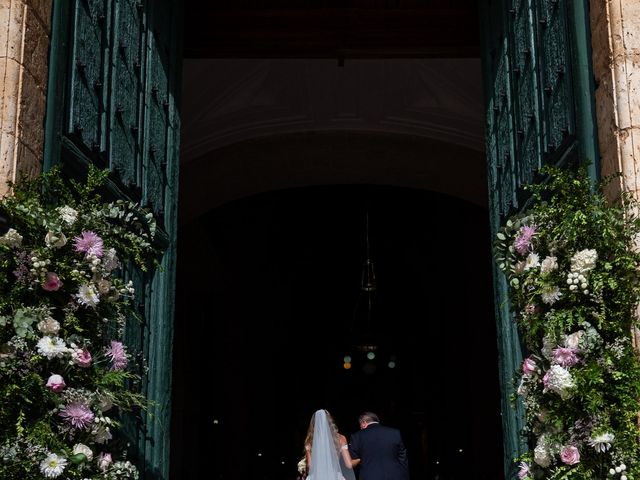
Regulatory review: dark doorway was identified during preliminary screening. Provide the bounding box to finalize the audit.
[171,185,503,479]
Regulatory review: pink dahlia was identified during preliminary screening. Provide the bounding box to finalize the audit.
[105,341,128,370]
[98,452,113,472]
[46,374,66,392]
[73,348,92,368]
[42,272,63,291]
[553,347,580,367]
[522,357,537,376]
[59,402,95,429]
[73,231,104,258]
[517,461,531,479]
[514,225,536,255]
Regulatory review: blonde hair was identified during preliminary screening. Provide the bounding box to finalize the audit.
[304,409,341,453]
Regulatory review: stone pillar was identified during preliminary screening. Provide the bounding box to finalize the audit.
[590,0,640,200]
[0,0,50,197]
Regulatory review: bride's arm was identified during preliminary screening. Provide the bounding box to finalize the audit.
[305,444,311,470]
[338,435,358,468]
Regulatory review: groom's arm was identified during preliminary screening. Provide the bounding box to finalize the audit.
[396,431,408,469]
[348,432,361,461]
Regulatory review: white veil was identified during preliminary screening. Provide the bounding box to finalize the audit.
[309,410,356,480]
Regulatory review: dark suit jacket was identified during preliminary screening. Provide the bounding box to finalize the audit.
[349,423,409,480]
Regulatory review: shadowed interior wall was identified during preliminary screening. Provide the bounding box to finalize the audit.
[171,184,504,480]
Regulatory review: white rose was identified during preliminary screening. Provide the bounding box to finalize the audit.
[0,228,23,247]
[72,443,93,461]
[540,256,558,273]
[37,317,60,335]
[565,331,584,349]
[57,206,78,227]
[45,231,67,248]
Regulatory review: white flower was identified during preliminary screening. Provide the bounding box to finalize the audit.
[517,377,528,397]
[58,206,78,227]
[96,279,111,294]
[37,317,60,335]
[72,443,93,461]
[76,284,100,307]
[570,249,598,274]
[534,437,552,468]
[36,336,68,359]
[540,256,558,273]
[45,231,67,248]
[541,285,562,305]
[565,330,584,349]
[40,453,67,478]
[297,457,307,474]
[588,432,614,452]
[543,365,575,399]
[92,424,113,444]
[102,248,120,272]
[0,228,23,247]
[524,252,540,271]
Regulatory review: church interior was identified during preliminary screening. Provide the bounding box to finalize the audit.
[171,2,504,479]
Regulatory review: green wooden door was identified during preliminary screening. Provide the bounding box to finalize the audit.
[44,1,182,478]
[480,0,598,477]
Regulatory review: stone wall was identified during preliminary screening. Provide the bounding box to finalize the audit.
[0,0,50,197]
[590,0,640,200]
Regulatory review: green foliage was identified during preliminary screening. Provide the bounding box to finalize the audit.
[494,166,640,480]
[0,165,157,479]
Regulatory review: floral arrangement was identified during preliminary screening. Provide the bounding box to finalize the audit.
[0,166,158,479]
[494,166,640,479]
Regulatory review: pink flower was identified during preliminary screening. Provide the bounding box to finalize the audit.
[517,461,531,479]
[97,452,113,472]
[46,374,66,392]
[560,445,580,465]
[42,272,63,291]
[553,347,580,367]
[105,341,128,371]
[73,348,92,368]
[59,402,95,429]
[514,225,536,255]
[522,357,537,376]
[73,231,104,258]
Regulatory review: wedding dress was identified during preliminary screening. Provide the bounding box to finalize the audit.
[307,410,355,480]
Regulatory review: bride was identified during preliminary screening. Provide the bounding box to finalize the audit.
[303,409,358,480]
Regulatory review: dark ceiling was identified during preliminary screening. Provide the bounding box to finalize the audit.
[183,1,480,58]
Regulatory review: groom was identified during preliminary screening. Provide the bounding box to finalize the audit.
[348,412,409,480]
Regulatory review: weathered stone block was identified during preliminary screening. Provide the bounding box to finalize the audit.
[15,139,40,181]
[0,57,21,135]
[0,131,16,196]
[0,0,25,63]
[18,69,45,159]
[26,0,51,29]
[23,3,50,86]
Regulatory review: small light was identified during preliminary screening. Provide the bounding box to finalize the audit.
[387,361,396,369]
[458,449,463,453]
[281,461,285,465]
[213,419,219,424]
[343,362,352,370]
[436,461,440,465]
[366,352,375,360]
[344,355,352,363]
[258,453,262,457]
